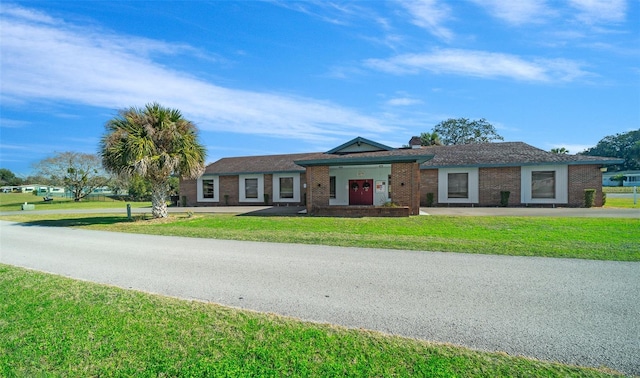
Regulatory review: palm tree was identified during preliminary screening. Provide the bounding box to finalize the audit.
[100,103,206,218]
[420,131,442,146]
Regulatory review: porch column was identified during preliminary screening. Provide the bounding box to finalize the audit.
[306,165,330,214]
[391,162,421,215]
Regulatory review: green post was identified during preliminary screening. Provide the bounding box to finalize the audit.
[126,203,132,220]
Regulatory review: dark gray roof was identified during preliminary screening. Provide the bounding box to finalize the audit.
[417,142,624,168]
[203,152,317,175]
[203,141,623,175]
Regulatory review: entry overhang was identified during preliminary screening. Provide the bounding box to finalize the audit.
[295,154,434,167]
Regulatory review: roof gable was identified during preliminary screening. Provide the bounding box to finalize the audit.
[326,137,394,155]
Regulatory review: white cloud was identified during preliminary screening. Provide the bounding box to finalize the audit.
[364,48,589,82]
[467,0,552,25]
[568,0,627,24]
[397,0,454,41]
[386,97,423,106]
[0,5,399,145]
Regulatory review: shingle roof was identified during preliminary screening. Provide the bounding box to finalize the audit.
[203,152,317,175]
[203,141,623,175]
[417,142,623,168]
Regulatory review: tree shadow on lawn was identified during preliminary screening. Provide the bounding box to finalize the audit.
[17,216,130,228]
[238,206,306,217]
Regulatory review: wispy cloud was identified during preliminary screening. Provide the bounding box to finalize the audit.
[386,97,423,106]
[568,0,627,24]
[0,4,399,145]
[467,0,552,25]
[364,48,589,82]
[397,0,453,42]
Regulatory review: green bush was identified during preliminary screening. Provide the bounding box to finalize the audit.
[426,193,434,207]
[500,191,510,207]
[584,189,596,208]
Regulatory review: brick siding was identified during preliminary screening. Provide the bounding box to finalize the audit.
[306,166,330,214]
[391,162,420,215]
[568,165,604,207]
[478,167,521,206]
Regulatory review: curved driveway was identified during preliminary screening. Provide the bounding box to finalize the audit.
[1,220,638,375]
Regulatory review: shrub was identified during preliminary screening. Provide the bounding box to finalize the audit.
[500,191,510,207]
[426,193,434,207]
[584,189,596,208]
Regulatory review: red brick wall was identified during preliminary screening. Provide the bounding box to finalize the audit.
[420,169,438,206]
[568,165,604,207]
[478,167,521,206]
[306,166,330,214]
[179,178,197,206]
[391,162,420,215]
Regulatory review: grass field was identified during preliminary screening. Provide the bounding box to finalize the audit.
[2,212,638,261]
[0,192,152,211]
[0,265,624,377]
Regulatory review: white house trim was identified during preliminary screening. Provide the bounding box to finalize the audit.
[197,175,219,202]
[239,174,264,203]
[521,165,568,204]
[438,168,479,204]
[272,172,301,202]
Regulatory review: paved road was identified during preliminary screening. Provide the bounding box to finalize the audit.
[1,221,639,375]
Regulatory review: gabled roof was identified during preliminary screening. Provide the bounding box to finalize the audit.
[203,152,317,175]
[294,148,434,167]
[417,142,624,168]
[326,137,394,155]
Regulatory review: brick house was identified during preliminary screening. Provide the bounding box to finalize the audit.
[179,137,622,216]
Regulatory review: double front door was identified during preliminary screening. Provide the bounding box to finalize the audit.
[349,179,373,205]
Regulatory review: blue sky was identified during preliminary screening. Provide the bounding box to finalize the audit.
[1,0,638,176]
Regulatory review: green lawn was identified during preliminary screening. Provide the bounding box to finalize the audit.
[2,213,638,261]
[0,265,623,377]
[0,192,152,212]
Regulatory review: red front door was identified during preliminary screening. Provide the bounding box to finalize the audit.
[349,179,374,205]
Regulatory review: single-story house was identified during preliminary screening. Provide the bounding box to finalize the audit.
[603,170,640,187]
[180,137,623,216]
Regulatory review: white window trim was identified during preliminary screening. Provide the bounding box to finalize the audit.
[438,168,479,203]
[272,173,300,202]
[521,165,568,204]
[197,175,219,202]
[239,174,264,202]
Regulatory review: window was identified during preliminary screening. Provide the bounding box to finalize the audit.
[197,175,219,202]
[202,179,214,199]
[329,176,336,198]
[279,177,294,199]
[245,178,258,199]
[448,173,468,198]
[532,171,555,199]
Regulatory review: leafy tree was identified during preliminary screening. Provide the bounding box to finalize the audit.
[580,129,640,171]
[430,118,504,145]
[419,132,442,146]
[34,152,110,201]
[609,174,626,187]
[0,168,22,186]
[550,147,569,154]
[100,102,206,218]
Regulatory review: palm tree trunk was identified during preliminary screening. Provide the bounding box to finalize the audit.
[151,181,169,218]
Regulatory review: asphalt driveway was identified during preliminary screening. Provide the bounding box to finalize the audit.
[1,220,638,375]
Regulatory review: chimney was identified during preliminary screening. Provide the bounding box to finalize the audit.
[409,136,422,149]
